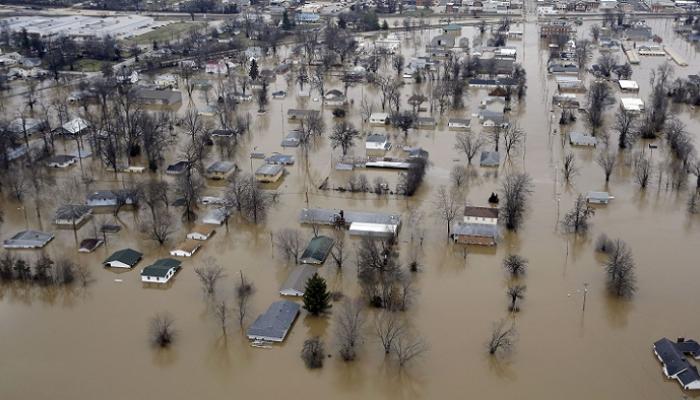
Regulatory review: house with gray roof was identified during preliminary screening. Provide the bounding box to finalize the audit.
[135,88,182,106]
[300,236,334,265]
[654,337,700,390]
[247,300,300,342]
[3,230,54,249]
[104,248,143,268]
[54,205,92,226]
[205,161,236,180]
[287,109,319,121]
[141,258,182,284]
[265,153,295,165]
[281,130,301,147]
[569,132,598,147]
[586,191,614,204]
[480,151,500,167]
[451,222,499,246]
[255,164,285,183]
[47,154,77,168]
[279,265,317,297]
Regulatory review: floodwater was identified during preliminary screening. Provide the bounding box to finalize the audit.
[1,17,700,400]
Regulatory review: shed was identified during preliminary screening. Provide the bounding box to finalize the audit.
[247,300,300,342]
[3,230,54,249]
[300,236,335,265]
[348,222,398,238]
[279,265,317,296]
[141,258,182,284]
[255,164,285,183]
[104,248,143,268]
[170,240,201,257]
[187,225,216,241]
[618,80,639,91]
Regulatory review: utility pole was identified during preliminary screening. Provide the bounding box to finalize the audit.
[582,283,589,312]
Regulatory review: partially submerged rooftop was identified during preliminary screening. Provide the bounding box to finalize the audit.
[247,300,300,342]
[3,230,54,249]
[300,208,401,227]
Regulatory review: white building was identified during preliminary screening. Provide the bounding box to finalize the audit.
[620,97,645,112]
[369,113,389,126]
[187,225,216,241]
[463,206,499,224]
[141,259,181,284]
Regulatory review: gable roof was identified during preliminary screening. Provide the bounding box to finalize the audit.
[104,248,143,266]
[280,265,317,296]
[464,206,499,219]
[300,235,334,264]
[247,300,300,342]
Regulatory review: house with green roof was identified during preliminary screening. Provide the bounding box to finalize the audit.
[141,258,182,284]
[103,248,143,269]
[300,235,334,265]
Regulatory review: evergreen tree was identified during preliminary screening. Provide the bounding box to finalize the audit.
[282,10,293,31]
[303,273,332,316]
[381,20,389,30]
[249,58,259,81]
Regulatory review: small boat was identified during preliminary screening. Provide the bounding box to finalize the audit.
[251,339,273,349]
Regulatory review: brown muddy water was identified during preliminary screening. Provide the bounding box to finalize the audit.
[1,19,700,400]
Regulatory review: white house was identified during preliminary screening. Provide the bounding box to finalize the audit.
[154,74,178,89]
[103,248,143,269]
[569,132,598,147]
[187,225,216,241]
[170,240,201,257]
[203,208,228,225]
[620,97,645,112]
[369,113,390,126]
[141,259,181,284]
[464,206,499,224]
[586,191,614,204]
[618,80,639,92]
[366,133,390,152]
[448,118,472,131]
[205,60,228,74]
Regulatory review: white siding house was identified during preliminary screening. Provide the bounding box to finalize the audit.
[369,113,389,126]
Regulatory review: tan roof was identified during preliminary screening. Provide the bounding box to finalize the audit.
[464,206,499,219]
[189,224,216,236]
[174,239,201,253]
[454,235,497,246]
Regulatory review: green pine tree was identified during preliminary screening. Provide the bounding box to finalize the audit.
[282,10,293,31]
[303,273,332,316]
[249,58,259,81]
[381,20,389,31]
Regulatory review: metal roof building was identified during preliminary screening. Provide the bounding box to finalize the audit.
[247,301,300,342]
[300,208,401,228]
[3,230,54,249]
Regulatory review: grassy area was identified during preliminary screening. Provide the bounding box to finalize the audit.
[125,22,205,46]
[72,59,114,73]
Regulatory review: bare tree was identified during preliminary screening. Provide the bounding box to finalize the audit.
[615,110,636,149]
[334,298,366,361]
[139,180,169,220]
[562,194,595,233]
[329,121,360,156]
[605,239,637,298]
[301,337,325,369]
[238,177,273,223]
[502,254,527,277]
[173,169,204,222]
[506,284,526,312]
[596,53,618,78]
[213,300,231,337]
[562,153,577,182]
[688,193,699,214]
[633,153,653,189]
[433,185,461,238]
[500,172,533,231]
[194,258,226,297]
[140,207,175,245]
[590,24,601,41]
[375,312,407,354]
[450,165,469,189]
[595,233,614,253]
[275,228,304,264]
[393,334,427,368]
[596,151,617,183]
[502,124,525,159]
[150,313,176,348]
[234,271,255,329]
[487,319,517,355]
[454,131,484,164]
[330,229,346,268]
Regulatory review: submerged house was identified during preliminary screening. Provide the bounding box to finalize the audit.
[451,222,499,246]
[279,265,317,297]
[366,133,391,152]
[187,225,216,241]
[247,300,300,342]
[53,205,92,226]
[47,154,77,168]
[480,151,500,167]
[287,109,319,121]
[205,161,236,180]
[103,248,143,268]
[369,112,390,126]
[3,230,54,249]
[300,208,401,238]
[653,337,700,390]
[202,208,228,225]
[569,132,598,147]
[141,258,182,284]
[78,238,103,253]
[170,240,201,257]
[586,191,614,204]
[281,130,301,147]
[448,118,471,131]
[86,190,137,207]
[255,164,285,183]
[300,235,334,265]
[464,206,499,224]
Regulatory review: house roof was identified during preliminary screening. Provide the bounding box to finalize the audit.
[464,206,499,219]
[104,248,143,266]
[152,258,182,268]
[265,153,295,165]
[54,205,91,221]
[280,265,317,295]
[256,163,284,176]
[569,132,598,146]
[449,118,471,126]
[366,133,388,143]
[300,235,334,264]
[135,88,182,104]
[480,151,500,166]
[141,263,179,278]
[189,224,216,236]
[62,118,89,135]
[79,238,102,251]
[47,154,77,164]
[3,230,53,248]
[206,160,236,174]
[300,208,401,227]
[452,222,499,238]
[172,239,201,253]
[247,300,300,341]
